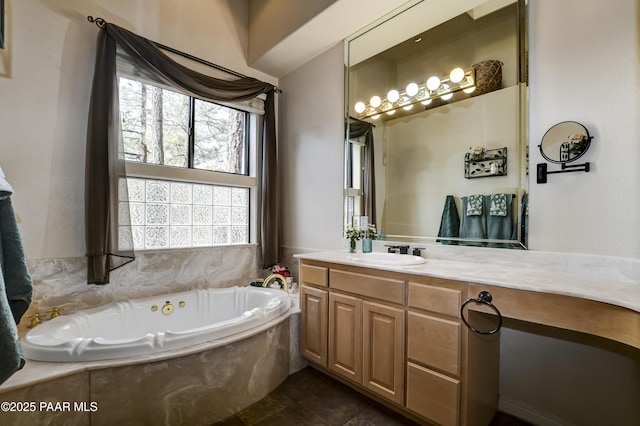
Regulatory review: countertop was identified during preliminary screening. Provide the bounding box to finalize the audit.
[295,250,640,313]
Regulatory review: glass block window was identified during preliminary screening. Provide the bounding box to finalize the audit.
[119,178,249,250]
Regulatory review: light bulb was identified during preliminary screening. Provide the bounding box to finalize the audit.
[426,76,441,91]
[440,84,453,101]
[370,96,381,108]
[386,109,396,115]
[449,67,465,83]
[406,82,419,97]
[387,89,400,103]
[403,104,414,111]
[354,101,365,113]
[463,87,476,94]
[371,114,381,120]
[421,99,433,106]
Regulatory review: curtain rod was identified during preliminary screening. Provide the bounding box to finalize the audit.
[87,16,281,93]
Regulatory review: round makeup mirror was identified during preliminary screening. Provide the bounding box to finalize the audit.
[539,121,592,164]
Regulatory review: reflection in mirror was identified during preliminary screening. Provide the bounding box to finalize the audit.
[539,121,592,164]
[345,0,528,249]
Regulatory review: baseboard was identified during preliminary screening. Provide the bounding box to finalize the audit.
[499,396,573,426]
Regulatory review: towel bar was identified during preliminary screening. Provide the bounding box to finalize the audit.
[460,291,503,335]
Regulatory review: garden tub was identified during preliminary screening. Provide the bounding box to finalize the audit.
[21,286,291,362]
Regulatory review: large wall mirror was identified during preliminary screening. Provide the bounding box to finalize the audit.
[345,0,528,249]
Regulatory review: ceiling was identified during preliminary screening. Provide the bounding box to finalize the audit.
[247,0,410,78]
[247,0,516,79]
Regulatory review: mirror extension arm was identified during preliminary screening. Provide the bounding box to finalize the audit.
[536,162,590,184]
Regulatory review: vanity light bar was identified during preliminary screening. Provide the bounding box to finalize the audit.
[354,67,476,119]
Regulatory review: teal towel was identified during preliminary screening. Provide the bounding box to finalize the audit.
[466,194,484,216]
[490,193,508,216]
[0,180,33,384]
[437,195,460,244]
[0,267,24,384]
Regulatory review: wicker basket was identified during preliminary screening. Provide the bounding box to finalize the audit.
[471,60,503,96]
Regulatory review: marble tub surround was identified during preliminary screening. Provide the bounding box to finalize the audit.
[294,248,640,313]
[20,245,260,335]
[0,319,291,426]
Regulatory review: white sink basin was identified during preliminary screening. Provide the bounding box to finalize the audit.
[349,252,425,266]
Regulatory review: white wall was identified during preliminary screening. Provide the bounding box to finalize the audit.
[0,0,276,260]
[278,42,345,251]
[527,0,640,258]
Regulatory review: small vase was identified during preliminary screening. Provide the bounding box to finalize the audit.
[349,239,357,253]
[362,238,372,253]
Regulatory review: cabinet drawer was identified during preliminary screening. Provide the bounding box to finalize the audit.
[330,269,404,304]
[408,281,462,317]
[407,312,461,376]
[406,362,460,426]
[300,263,328,288]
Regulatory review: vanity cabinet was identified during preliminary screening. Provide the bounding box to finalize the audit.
[327,269,406,405]
[299,260,498,426]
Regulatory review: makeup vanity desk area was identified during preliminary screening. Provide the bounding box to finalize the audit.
[294,250,640,426]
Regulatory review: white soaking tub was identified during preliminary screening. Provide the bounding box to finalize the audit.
[22,286,291,362]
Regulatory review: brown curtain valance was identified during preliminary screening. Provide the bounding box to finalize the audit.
[86,22,279,284]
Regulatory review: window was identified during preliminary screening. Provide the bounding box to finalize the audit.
[118,76,258,250]
[344,137,365,228]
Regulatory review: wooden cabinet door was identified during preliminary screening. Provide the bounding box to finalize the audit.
[406,362,460,426]
[300,285,328,367]
[363,301,405,405]
[328,292,363,384]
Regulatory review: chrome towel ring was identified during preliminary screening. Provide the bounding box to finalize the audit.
[460,291,503,335]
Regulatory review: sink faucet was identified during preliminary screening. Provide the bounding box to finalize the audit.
[262,273,289,293]
[385,245,410,254]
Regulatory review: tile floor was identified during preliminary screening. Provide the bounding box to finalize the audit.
[214,366,533,426]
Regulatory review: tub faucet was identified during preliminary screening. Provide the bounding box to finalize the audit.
[263,273,289,293]
[48,307,64,320]
[26,312,44,328]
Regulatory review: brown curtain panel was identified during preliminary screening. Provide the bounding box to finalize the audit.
[348,121,376,225]
[86,23,279,284]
